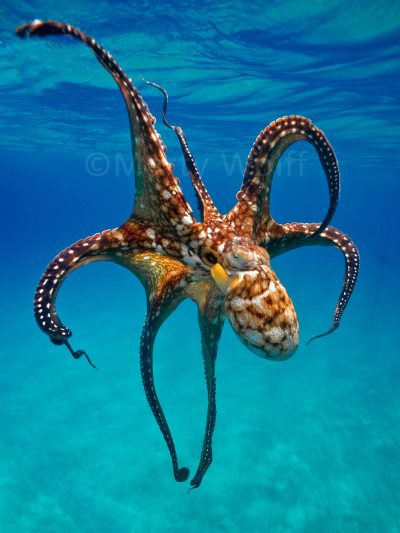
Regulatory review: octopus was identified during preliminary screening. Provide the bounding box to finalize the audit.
[17,20,359,489]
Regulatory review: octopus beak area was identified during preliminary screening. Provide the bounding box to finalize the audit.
[224,267,299,361]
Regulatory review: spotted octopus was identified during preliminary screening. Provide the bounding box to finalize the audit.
[16,20,360,489]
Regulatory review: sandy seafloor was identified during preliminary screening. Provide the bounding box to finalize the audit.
[0,1,399,531]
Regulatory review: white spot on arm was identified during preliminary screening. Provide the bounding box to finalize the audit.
[146,228,156,240]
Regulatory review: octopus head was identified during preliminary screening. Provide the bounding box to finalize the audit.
[210,240,299,361]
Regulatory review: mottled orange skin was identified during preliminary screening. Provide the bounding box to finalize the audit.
[18,20,359,489]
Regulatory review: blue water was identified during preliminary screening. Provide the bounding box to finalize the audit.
[1,1,399,531]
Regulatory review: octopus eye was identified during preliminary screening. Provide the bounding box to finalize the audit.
[226,250,252,270]
[200,247,220,267]
[205,252,217,265]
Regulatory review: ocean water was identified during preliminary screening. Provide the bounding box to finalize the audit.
[1,1,399,531]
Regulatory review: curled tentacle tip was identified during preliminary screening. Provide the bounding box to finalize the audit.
[140,76,164,96]
[188,480,200,492]
[76,350,98,370]
[16,21,38,37]
[175,467,190,482]
[16,23,28,37]
[16,20,46,38]
[64,340,97,369]
[306,327,337,345]
[139,74,149,85]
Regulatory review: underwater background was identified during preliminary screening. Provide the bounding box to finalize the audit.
[1,1,399,531]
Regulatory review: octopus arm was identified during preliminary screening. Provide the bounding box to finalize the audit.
[16,20,195,234]
[263,222,360,342]
[143,80,220,223]
[34,228,136,347]
[186,281,225,488]
[225,116,340,239]
[126,251,195,483]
